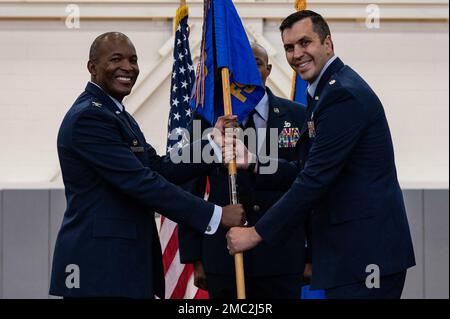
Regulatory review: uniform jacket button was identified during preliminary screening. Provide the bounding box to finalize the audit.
[253,205,260,213]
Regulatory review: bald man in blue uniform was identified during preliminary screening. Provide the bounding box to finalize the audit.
[50,32,244,299]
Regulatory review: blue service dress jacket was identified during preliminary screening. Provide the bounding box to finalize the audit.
[50,82,218,299]
[255,58,416,290]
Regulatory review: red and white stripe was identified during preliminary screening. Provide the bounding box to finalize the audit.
[158,178,210,299]
[160,216,210,299]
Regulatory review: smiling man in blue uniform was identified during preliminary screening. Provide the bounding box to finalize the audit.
[226,11,415,299]
[50,32,245,299]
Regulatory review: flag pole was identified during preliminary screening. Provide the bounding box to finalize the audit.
[175,0,187,31]
[221,68,246,299]
[290,0,307,100]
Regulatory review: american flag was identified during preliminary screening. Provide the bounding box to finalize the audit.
[159,5,208,299]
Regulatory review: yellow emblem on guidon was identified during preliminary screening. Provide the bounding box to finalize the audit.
[295,0,307,11]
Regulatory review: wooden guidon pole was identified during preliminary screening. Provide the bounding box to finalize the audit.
[221,68,246,299]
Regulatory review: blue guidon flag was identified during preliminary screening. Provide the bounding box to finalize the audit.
[191,0,265,125]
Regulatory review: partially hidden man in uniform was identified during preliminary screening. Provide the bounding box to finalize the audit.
[226,11,415,299]
[49,32,246,299]
[178,43,309,298]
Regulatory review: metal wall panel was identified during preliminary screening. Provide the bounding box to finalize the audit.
[49,189,66,299]
[0,188,447,298]
[402,190,425,298]
[0,190,3,299]
[2,190,50,298]
[424,190,449,298]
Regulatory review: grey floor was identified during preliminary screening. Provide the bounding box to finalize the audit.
[0,189,448,299]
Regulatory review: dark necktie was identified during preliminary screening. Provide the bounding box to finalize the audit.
[244,110,256,130]
[243,110,258,152]
[306,92,314,109]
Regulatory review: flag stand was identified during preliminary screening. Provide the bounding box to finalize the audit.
[221,68,246,299]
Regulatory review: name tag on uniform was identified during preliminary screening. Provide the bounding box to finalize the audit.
[130,146,145,153]
[278,127,300,148]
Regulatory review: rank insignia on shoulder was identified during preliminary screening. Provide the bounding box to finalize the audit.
[329,79,336,85]
[92,101,102,108]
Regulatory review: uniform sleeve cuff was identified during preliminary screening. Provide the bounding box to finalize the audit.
[205,205,222,235]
